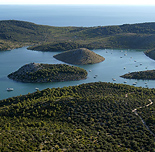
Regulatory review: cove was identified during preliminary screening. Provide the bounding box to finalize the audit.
[0,47,154,100]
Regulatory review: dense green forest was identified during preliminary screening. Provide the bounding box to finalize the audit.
[8,63,87,83]
[1,20,155,53]
[0,82,154,151]
[121,70,155,80]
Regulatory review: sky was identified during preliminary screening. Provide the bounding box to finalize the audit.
[1,0,155,5]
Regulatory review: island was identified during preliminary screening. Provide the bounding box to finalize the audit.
[8,63,88,83]
[53,48,105,65]
[145,48,155,60]
[120,70,155,80]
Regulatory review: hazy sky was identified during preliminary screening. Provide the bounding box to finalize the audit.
[1,0,155,5]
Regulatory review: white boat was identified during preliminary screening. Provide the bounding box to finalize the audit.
[124,81,127,83]
[35,88,39,90]
[112,78,116,81]
[6,88,14,91]
[124,67,126,69]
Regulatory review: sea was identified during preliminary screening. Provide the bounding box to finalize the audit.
[0,5,155,100]
[1,5,155,27]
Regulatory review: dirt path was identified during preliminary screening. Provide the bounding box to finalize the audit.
[132,99,155,137]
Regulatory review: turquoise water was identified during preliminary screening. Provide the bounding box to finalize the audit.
[0,5,155,100]
[1,5,155,26]
[0,47,154,100]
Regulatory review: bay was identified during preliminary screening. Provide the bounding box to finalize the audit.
[0,47,154,100]
[0,5,155,100]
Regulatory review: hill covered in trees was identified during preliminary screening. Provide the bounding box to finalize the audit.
[1,20,155,55]
[121,70,155,80]
[8,63,87,83]
[145,48,155,60]
[53,48,105,65]
[0,82,154,151]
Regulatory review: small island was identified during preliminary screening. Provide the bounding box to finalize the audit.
[145,48,155,60]
[53,48,105,65]
[120,70,155,80]
[8,63,88,83]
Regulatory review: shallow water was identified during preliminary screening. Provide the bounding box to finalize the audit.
[0,47,154,100]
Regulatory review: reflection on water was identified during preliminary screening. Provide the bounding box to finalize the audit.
[0,47,154,100]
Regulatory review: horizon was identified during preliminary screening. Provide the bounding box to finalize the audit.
[1,0,155,5]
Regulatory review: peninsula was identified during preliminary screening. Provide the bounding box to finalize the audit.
[0,20,155,61]
[145,48,155,60]
[121,70,155,80]
[53,48,105,65]
[8,63,88,83]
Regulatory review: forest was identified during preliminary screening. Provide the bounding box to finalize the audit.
[8,63,87,83]
[0,82,154,151]
[1,20,155,52]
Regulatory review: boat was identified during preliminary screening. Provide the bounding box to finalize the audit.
[124,67,126,69]
[124,81,127,83]
[6,88,14,91]
[112,78,116,81]
[35,88,39,90]
[133,83,136,85]
[89,70,92,72]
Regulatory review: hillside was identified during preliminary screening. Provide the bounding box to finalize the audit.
[0,82,154,151]
[8,63,87,83]
[53,48,105,65]
[121,70,155,80]
[145,48,155,60]
[28,41,95,52]
[1,20,155,54]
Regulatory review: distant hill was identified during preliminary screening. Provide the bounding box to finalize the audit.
[121,70,155,80]
[1,20,155,55]
[8,63,87,82]
[54,48,105,65]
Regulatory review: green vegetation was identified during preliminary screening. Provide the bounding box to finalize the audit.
[28,41,94,52]
[54,48,105,65]
[1,20,155,54]
[8,63,87,83]
[0,82,154,151]
[145,48,155,60]
[121,70,155,80]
